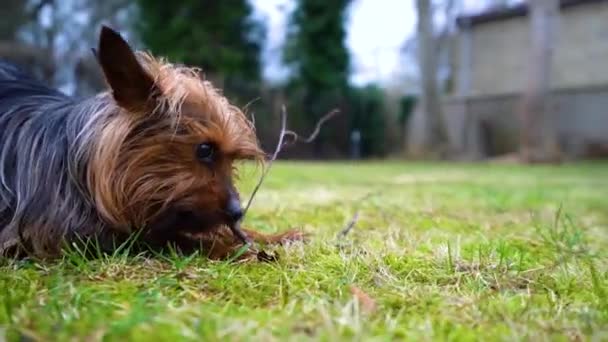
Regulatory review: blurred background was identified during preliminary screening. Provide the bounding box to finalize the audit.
[1,0,607,162]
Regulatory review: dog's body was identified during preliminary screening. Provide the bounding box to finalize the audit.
[0,27,301,259]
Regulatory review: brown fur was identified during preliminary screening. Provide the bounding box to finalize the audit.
[185,228,308,260]
[89,28,305,259]
[89,53,262,230]
[0,26,305,259]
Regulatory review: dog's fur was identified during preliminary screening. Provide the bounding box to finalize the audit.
[0,27,302,259]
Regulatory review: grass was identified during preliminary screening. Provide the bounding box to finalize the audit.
[1,161,607,341]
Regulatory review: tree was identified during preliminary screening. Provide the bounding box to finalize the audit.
[413,0,449,156]
[136,0,264,92]
[283,0,352,157]
[0,0,135,93]
[350,85,387,157]
[519,0,560,163]
[0,0,56,82]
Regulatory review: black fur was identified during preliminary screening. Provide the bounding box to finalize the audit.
[0,60,109,256]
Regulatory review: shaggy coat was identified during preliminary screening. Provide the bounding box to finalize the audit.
[0,27,301,259]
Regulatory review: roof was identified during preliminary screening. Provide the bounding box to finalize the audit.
[456,0,608,28]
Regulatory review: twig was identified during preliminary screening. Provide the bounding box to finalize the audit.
[243,97,261,112]
[337,211,360,239]
[249,111,256,132]
[335,191,379,240]
[243,106,339,216]
[234,106,338,246]
[283,109,340,146]
[242,105,288,216]
[243,97,260,129]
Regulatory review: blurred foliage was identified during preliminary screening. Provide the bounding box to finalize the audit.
[132,0,406,159]
[0,0,408,160]
[283,0,351,93]
[135,0,264,91]
[348,86,387,157]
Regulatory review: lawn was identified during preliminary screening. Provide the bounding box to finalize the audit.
[1,161,607,341]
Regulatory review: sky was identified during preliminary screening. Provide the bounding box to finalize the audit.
[252,0,504,86]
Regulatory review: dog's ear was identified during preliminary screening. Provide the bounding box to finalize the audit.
[97,26,156,111]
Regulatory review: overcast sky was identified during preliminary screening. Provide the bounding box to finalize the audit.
[252,0,517,86]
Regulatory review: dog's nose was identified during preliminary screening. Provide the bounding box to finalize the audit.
[225,196,244,223]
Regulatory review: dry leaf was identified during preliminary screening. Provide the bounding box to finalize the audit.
[349,285,377,314]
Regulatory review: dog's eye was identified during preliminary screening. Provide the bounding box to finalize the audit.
[196,143,215,163]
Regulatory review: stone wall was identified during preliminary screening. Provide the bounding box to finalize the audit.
[443,85,608,159]
[456,1,608,97]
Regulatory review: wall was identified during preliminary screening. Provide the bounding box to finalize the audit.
[444,85,608,159]
[456,1,608,97]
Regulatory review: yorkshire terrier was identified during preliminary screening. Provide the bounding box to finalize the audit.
[0,26,304,260]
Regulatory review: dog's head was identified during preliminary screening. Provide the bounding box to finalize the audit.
[88,26,263,236]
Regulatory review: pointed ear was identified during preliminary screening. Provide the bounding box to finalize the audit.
[96,26,156,110]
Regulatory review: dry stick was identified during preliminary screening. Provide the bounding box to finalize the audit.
[231,106,338,246]
[229,107,287,245]
[336,191,379,240]
[242,105,289,217]
[243,106,339,216]
[243,97,260,128]
[337,211,360,239]
[249,111,256,133]
[283,109,340,145]
[227,108,287,245]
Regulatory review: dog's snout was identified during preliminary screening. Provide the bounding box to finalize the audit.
[225,196,244,223]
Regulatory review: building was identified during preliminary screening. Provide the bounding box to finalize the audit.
[445,0,608,159]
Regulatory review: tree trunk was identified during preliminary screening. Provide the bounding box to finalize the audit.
[519,0,561,163]
[415,0,449,156]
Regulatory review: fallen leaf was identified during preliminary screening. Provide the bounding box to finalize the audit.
[350,285,377,314]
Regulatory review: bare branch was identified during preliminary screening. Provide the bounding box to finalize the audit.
[242,105,288,217]
[249,111,256,129]
[337,211,360,239]
[231,106,289,245]
[243,97,261,113]
[284,109,340,146]
[243,97,260,131]
[242,106,339,218]
[233,105,338,247]
[335,191,378,240]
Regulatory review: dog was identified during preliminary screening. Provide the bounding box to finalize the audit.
[0,26,304,259]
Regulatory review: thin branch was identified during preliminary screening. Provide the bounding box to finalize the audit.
[230,106,288,245]
[236,106,339,246]
[243,97,260,130]
[243,97,261,113]
[249,111,256,130]
[337,211,360,239]
[242,105,288,216]
[284,109,340,146]
[243,106,338,217]
[335,191,378,240]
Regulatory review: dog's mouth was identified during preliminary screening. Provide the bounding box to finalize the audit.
[148,208,227,235]
[145,207,250,245]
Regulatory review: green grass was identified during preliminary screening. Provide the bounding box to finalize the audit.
[1,161,607,341]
